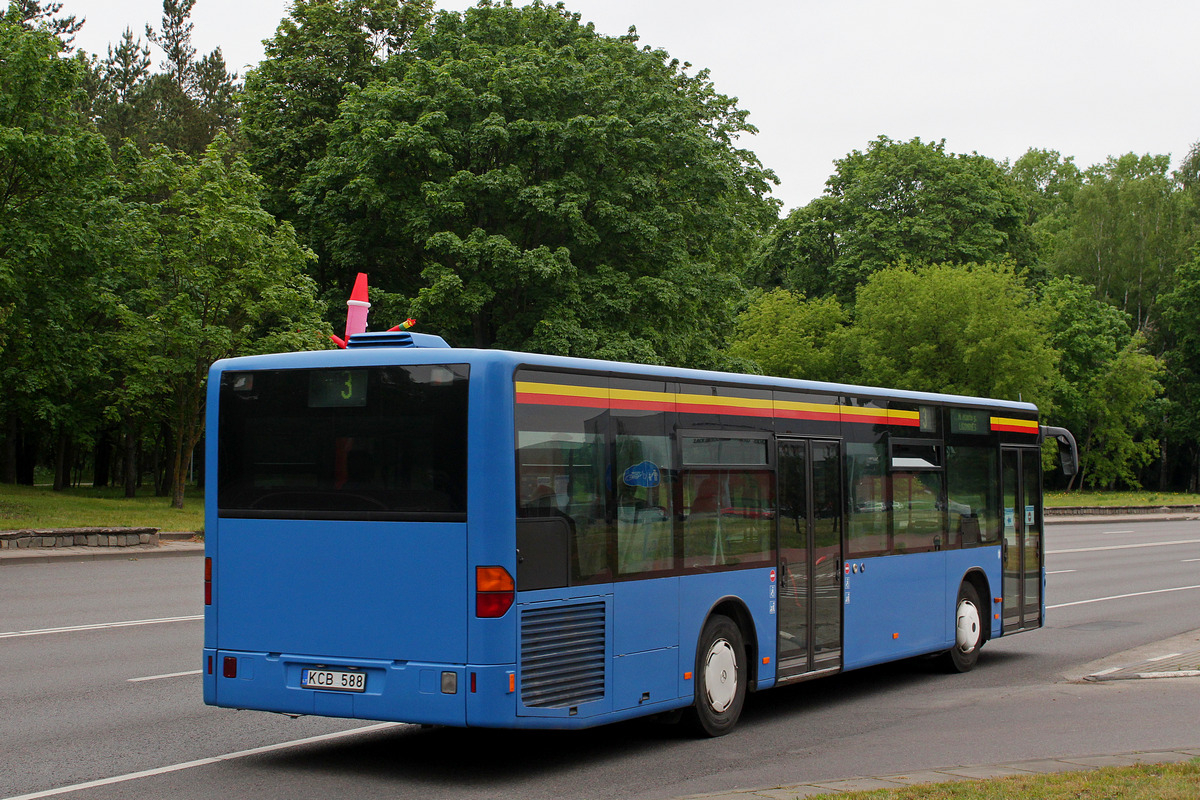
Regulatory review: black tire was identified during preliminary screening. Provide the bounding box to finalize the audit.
[684,615,747,737]
[942,582,984,673]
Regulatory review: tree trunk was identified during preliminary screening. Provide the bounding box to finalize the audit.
[154,423,171,497]
[1158,437,1168,492]
[3,412,17,484]
[53,432,70,491]
[123,426,139,497]
[16,429,36,486]
[170,422,188,509]
[472,310,490,348]
[170,386,206,509]
[93,429,113,488]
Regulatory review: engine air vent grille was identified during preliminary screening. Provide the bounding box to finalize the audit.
[520,601,606,708]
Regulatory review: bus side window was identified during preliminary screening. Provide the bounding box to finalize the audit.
[616,433,674,576]
[890,470,943,552]
[846,442,888,557]
[947,444,1000,546]
[680,468,774,570]
[516,430,610,584]
[678,433,774,570]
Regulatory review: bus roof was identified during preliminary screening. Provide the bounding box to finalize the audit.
[209,343,1038,415]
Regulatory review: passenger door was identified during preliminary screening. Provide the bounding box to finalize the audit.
[1002,447,1043,632]
[776,439,843,680]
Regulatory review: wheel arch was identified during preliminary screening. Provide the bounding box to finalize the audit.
[702,595,760,691]
[958,568,992,644]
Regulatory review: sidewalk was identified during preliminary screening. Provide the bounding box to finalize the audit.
[681,747,1200,799]
[0,535,203,565]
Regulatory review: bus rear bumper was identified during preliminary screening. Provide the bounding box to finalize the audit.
[203,648,468,726]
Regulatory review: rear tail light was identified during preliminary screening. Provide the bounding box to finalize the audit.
[204,557,212,605]
[475,566,514,618]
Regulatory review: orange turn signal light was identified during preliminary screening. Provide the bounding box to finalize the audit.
[475,566,515,618]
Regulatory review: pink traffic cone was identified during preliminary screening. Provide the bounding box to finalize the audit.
[344,273,370,339]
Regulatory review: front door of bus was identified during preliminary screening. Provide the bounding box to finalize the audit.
[1002,447,1043,632]
[777,439,843,679]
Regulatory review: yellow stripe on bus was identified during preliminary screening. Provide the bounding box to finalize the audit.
[517,381,993,432]
[991,416,1039,432]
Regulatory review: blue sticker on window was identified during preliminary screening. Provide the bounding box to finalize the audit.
[622,460,661,488]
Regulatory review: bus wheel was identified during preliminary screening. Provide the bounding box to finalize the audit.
[685,615,746,737]
[943,582,983,673]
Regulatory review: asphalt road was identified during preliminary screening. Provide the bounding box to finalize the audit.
[2,519,1198,800]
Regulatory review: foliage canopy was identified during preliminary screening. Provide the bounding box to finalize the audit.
[284,1,778,365]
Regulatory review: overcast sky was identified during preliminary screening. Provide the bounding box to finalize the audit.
[68,0,1200,213]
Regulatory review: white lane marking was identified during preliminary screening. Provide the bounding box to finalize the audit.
[1137,671,1200,679]
[0,615,202,639]
[1183,559,1200,563]
[1048,584,1200,609]
[1146,653,1183,663]
[1103,530,1135,535]
[128,669,203,683]
[1047,569,1076,575]
[1047,539,1200,555]
[1,722,403,800]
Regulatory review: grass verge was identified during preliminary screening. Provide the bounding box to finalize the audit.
[833,761,1200,799]
[1046,490,1200,507]
[3,484,1197,533]
[0,483,203,532]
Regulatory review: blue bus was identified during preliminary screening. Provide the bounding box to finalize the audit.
[203,331,1076,736]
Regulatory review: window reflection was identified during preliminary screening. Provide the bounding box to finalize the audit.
[616,434,674,575]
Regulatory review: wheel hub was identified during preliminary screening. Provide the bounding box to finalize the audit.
[704,638,738,713]
[955,599,981,654]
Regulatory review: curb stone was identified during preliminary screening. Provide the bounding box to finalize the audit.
[0,540,203,565]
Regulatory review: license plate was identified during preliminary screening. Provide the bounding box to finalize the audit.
[302,668,366,692]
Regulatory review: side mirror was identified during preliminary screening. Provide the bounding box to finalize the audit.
[1040,426,1078,477]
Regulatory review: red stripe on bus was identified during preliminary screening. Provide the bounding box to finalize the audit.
[675,401,771,417]
[609,398,675,413]
[842,412,894,425]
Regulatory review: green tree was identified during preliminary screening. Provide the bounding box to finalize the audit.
[1177,140,1200,205]
[1009,148,1083,270]
[749,196,839,296]
[1038,276,1162,489]
[294,1,777,366]
[1009,148,1083,222]
[91,27,152,149]
[0,21,115,486]
[241,0,434,225]
[137,0,240,154]
[0,0,82,50]
[728,289,850,382]
[1158,250,1200,490]
[849,262,1056,406]
[1051,153,1193,332]
[110,134,329,507]
[760,137,1034,300]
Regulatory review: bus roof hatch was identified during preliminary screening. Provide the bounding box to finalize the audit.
[346,331,452,349]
